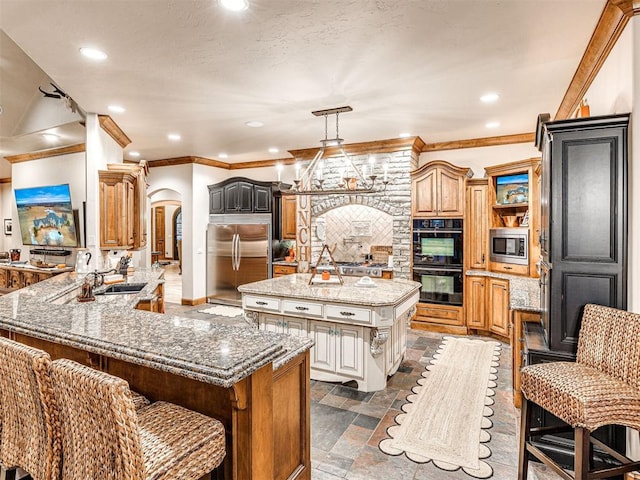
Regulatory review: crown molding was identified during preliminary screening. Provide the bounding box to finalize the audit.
[98,115,132,148]
[288,137,424,160]
[147,156,231,169]
[411,160,473,178]
[555,0,635,120]
[421,133,535,152]
[4,143,86,164]
[484,157,541,177]
[0,177,11,184]
[229,157,297,170]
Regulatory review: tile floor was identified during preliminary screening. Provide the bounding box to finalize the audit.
[162,265,559,479]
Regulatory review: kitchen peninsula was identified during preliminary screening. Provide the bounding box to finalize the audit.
[239,274,421,392]
[0,270,313,480]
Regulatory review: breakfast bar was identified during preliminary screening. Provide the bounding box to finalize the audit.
[0,270,313,480]
[239,274,421,392]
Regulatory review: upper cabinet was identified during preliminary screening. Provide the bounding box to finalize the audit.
[99,161,148,250]
[208,177,274,214]
[411,161,472,218]
[485,158,540,276]
[281,195,297,240]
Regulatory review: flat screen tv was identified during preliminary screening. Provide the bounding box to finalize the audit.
[14,184,79,247]
[495,173,529,205]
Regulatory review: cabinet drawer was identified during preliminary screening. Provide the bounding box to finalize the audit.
[283,299,323,317]
[415,303,464,326]
[326,304,371,324]
[490,261,529,276]
[274,264,297,275]
[244,295,280,311]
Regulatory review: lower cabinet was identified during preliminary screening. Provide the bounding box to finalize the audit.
[412,302,465,333]
[0,266,67,294]
[308,320,364,379]
[273,264,297,278]
[261,313,307,337]
[135,282,165,313]
[465,275,510,338]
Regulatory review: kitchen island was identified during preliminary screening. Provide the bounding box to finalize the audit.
[239,274,421,392]
[0,270,313,480]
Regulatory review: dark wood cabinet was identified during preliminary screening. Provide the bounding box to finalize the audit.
[537,113,629,354]
[208,177,274,214]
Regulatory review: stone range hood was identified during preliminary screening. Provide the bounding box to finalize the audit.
[291,138,422,279]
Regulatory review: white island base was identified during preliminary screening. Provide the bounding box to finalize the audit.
[239,274,420,392]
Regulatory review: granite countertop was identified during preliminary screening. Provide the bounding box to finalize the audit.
[272,260,298,266]
[0,270,313,388]
[466,270,541,312]
[239,274,421,306]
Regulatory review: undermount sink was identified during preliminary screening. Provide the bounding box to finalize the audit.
[98,283,147,295]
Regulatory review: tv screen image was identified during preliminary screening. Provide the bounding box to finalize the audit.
[14,184,79,247]
[496,173,529,205]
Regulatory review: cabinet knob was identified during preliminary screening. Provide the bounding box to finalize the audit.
[504,266,512,270]
[256,300,268,306]
[340,311,355,316]
[295,306,309,311]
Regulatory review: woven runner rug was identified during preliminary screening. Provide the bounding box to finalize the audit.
[379,336,501,478]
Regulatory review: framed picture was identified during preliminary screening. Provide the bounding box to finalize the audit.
[495,173,529,205]
[3,219,11,236]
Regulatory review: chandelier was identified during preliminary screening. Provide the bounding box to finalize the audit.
[280,106,389,195]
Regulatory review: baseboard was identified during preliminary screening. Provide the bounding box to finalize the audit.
[181,297,207,306]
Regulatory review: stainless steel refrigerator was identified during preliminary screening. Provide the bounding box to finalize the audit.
[206,213,272,305]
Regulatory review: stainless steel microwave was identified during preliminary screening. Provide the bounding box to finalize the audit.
[489,228,528,265]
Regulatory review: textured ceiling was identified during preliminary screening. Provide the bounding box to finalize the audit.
[0,0,606,162]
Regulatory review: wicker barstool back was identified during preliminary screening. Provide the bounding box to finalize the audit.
[0,338,61,480]
[577,303,640,392]
[50,358,146,479]
[518,304,640,480]
[50,358,226,480]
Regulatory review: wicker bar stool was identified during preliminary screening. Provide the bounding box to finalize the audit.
[0,338,61,480]
[518,304,640,480]
[50,358,226,480]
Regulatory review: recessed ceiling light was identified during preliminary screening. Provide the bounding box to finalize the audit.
[220,0,249,11]
[129,151,141,157]
[268,147,279,153]
[219,153,229,159]
[485,121,501,129]
[245,120,264,128]
[399,132,411,138]
[79,47,108,61]
[42,133,59,142]
[480,93,500,103]
[168,133,181,141]
[108,105,125,113]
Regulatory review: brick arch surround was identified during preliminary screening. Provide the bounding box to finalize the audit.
[307,150,418,279]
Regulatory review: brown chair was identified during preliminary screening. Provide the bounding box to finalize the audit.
[0,338,61,480]
[50,358,225,479]
[518,304,640,479]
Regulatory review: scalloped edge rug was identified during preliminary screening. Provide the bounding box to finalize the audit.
[379,336,501,478]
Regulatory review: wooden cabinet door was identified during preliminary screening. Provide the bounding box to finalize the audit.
[0,268,8,289]
[133,170,147,249]
[9,270,22,290]
[488,278,509,337]
[281,195,297,240]
[335,324,364,379]
[467,183,488,269]
[412,168,438,217]
[438,168,465,217]
[209,186,224,214]
[308,321,335,373]
[466,276,486,329]
[99,171,135,249]
[23,271,39,287]
[253,184,272,213]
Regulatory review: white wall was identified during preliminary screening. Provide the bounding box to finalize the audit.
[419,143,540,178]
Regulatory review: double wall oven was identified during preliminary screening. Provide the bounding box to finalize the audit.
[412,219,463,306]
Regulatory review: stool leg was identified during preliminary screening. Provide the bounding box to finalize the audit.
[5,469,17,480]
[518,397,531,480]
[574,427,590,480]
